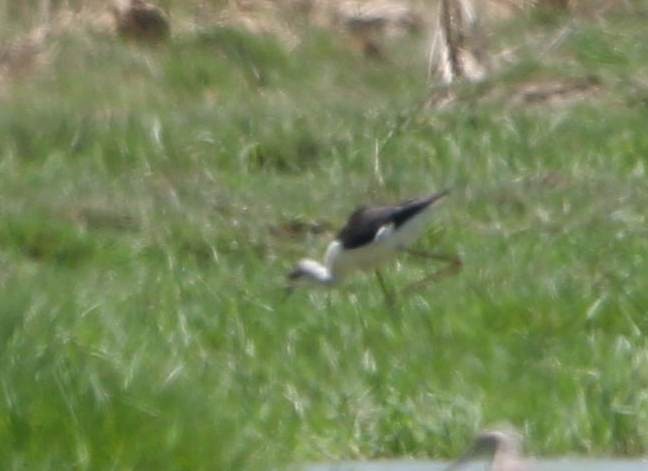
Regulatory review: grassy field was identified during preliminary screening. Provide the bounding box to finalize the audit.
[1,2,648,469]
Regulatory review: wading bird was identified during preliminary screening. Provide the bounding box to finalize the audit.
[445,429,527,471]
[287,189,461,303]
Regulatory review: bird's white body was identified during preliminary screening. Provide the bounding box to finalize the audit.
[326,211,433,278]
[291,193,444,287]
[324,239,391,280]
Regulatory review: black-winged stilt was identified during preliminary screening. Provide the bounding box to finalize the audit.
[287,189,461,302]
[445,429,527,471]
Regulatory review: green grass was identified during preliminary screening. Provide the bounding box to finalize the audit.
[1,5,648,470]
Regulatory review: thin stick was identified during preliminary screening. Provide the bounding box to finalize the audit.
[373,139,385,188]
[539,22,574,58]
[441,0,464,82]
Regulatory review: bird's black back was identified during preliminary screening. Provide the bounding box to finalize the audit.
[336,190,449,250]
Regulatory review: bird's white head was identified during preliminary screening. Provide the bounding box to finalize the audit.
[286,258,335,288]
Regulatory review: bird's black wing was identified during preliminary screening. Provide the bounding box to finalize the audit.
[391,190,449,228]
[336,206,396,250]
[336,190,449,250]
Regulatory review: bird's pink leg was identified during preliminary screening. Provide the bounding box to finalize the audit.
[375,270,396,307]
[401,249,462,294]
